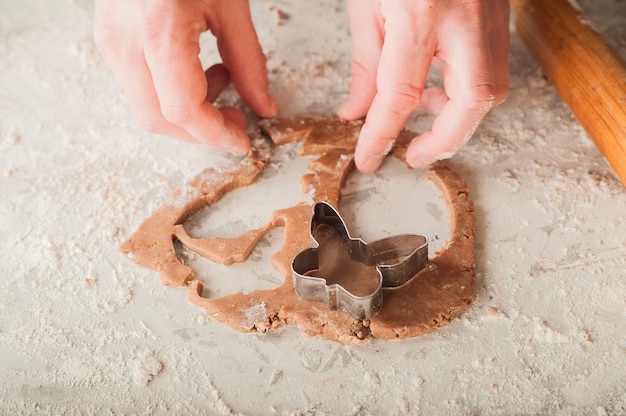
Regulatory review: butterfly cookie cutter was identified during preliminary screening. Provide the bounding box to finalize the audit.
[292,202,429,320]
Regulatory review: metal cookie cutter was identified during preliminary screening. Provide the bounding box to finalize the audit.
[292,202,428,320]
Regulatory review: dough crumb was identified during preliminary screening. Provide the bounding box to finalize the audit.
[4,166,16,177]
[532,318,571,344]
[132,349,163,386]
[578,328,594,343]
[83,277,97,287]
[242,302,272,332]
[486,306,508,318]
[4,129,20,145]
[268,5,290,26]
[103,300,117,314]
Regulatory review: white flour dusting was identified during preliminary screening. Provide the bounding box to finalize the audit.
[1,0,625,414]
[132,349,163,387]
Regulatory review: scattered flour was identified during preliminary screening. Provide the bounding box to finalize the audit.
[132,349,163,387]
[0,0,625,414]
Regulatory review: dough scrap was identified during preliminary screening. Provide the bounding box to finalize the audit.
[120,117,475,344]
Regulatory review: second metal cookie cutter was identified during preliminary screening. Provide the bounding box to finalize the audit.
[292,201,428,320]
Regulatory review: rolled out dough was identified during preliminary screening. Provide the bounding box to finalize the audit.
[120,117,475,344]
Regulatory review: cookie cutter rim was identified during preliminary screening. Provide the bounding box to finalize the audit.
[292,201,428,320]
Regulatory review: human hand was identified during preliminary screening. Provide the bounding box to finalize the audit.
[94,0,278,155]
[338,0,510,172]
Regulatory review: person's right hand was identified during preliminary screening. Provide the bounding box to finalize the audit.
[338,0,510,173]
[94,0,278,155]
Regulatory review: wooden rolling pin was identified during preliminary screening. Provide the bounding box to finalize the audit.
[511,0,626,186]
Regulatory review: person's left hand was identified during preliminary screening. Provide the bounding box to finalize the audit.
[94,0,277,155]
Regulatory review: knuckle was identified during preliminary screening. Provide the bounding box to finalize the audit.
[135,6,173,48]
[495,83,510,104]
[385,83,423,114]
[351,59,376,81]
[413,0,436,18]
[349,60,377,97]
[467,84,497,113]
[464,0,484,13]
[160,104,195,126]
[456,0,484,19]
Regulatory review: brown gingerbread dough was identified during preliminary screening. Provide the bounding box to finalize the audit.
[120,117,475,344]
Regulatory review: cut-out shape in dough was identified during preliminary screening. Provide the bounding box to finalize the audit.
[120,117,475,344]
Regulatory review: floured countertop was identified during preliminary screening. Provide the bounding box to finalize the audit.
[1,0,625,414]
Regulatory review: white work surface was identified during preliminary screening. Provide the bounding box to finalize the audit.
[1,0,625,414]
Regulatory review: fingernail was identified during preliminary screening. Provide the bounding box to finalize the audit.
[356,125,383,172]
[223,131,250,156]
[337,97,353,118]
[232,137,251,155]
[364,154,385,173]
[267,93,279,116]
[225,144,249,156]
[409,156,435,169]
[357,124,367,142]
[257,92,278,117]
[221,141,247,155]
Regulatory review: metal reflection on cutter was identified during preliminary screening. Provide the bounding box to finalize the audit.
[292,201,428,320]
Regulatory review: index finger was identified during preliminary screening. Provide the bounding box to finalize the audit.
[143,14,250,154]
[214,4,278,117]
[354,3,436,173]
